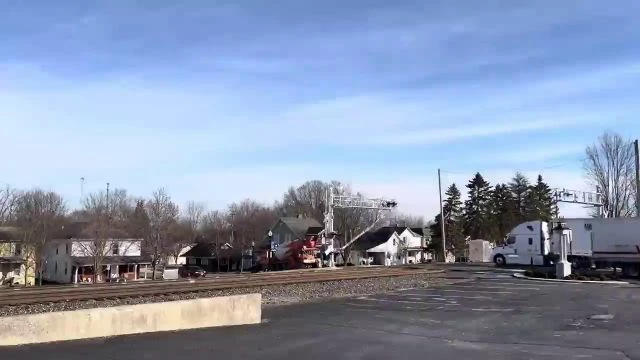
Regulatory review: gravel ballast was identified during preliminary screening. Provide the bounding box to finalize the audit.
[0,273,450,317]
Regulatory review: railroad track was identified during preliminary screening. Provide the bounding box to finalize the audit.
[0,266,441,306]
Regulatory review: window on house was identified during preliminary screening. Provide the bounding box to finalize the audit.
[14,243,22,256]
[55,262,58,273]
[56,247,58,255]
[202,258,209,265]
[112,242,119,255]
[393,238,396,246]
[528,238,533,245]
[66,244,69,254]
[64,263,68,275]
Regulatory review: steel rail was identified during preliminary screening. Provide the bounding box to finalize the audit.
[0,264,427,294]
[0,268,442,306]
[0,266,425,298]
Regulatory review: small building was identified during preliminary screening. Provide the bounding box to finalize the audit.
[347,227,403,266]
[182,242,243,272]
[41,221,151,284]
[0,227,35,286]
[166,244,196,266]
[396,227,430,264]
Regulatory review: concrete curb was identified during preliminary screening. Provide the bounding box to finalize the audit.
[512,273,629,284]
[0,293,262,346]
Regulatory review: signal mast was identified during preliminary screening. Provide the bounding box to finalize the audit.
[551,188,604,217]
[322,186,398,267]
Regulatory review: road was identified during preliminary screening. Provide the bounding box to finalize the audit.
[3,269,640,360]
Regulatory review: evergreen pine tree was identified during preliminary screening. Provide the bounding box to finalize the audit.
[428,183,464,260]
[509,172,531,222]
[428,213,443,256]
[488,183,517,241]
[463,172,493,239]
[526,174,556,221]
[443,183,465,259]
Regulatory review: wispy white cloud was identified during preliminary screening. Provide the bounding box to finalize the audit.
[1,1,638,216]
[484,144,585,164]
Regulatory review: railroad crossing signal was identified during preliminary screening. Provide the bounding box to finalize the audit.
[551,188,603,207]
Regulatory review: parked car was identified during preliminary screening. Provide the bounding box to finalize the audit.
[179,265,206,278]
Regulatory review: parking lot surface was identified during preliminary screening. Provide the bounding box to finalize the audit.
[3,270,640,360]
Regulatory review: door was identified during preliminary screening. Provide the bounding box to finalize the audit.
[504,236,521,263]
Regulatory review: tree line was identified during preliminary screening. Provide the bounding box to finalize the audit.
[428,130,640,259]
[0,180,421,284]
[0,130,635,281]
[428,172,556,258]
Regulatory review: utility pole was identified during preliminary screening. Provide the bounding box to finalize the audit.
[634,139,640,217]
[80,177,85,207]
[438,168,447,263]
[230,210,237,272]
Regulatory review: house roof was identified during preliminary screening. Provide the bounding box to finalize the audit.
[181,242,241,258]
[306,226,324,235]
[351,227,399,251]
[0,227,22,241]
[410,227,424,236]
[280,217,323,238]
[56,221,133,239]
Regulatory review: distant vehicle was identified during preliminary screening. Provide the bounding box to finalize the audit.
[490,218,640,275]
[179,265,206,278]
[490,220,561,266]
[256,234,321,271]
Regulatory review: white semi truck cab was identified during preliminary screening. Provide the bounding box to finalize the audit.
[491,220,573,266]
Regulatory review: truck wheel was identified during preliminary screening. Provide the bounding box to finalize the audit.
[494,254,506,266]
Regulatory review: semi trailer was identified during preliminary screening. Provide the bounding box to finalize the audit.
[491,218,640,274]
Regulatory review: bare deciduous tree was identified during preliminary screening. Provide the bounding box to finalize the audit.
[146,188,179,279]
[281,180,329,223]
[167,200,204,265]
[202,210,229,272]
[77,191,130,283]
[0,185,18,225]
[13,189,66,285]
[584,131,637,218]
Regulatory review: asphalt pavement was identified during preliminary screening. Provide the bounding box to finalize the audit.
[3,269,640,360]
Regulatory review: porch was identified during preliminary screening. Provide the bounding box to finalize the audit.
[0,257,24,286]
[71,256,152,284]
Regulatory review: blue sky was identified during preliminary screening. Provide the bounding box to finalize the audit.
[2,1,639,218]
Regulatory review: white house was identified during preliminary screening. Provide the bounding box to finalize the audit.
[396,227,430,264]
[347,227,403,266]
[42,238,151,284]
[166,244,196,266]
